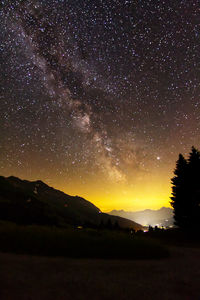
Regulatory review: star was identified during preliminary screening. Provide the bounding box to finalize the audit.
[0,0,200,211]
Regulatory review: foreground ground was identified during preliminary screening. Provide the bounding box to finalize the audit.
[0,246,200,300]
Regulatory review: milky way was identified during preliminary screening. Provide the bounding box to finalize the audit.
[1,0,200,210]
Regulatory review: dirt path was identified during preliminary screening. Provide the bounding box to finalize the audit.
[0,247,200,300]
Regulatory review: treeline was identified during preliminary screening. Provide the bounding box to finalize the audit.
[83,219,135,232]
[171,146,200,231]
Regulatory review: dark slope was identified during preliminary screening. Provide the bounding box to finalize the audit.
[0,176,143,230]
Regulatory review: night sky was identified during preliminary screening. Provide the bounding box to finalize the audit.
[1,0,200,211]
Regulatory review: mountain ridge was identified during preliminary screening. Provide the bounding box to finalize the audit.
[108,207,174,227]
[0,175,143,230]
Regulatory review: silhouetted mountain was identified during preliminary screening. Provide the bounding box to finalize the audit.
[0,175,143,230]
[109,207,174,227]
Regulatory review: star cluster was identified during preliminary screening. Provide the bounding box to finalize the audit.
[1,0,200,210]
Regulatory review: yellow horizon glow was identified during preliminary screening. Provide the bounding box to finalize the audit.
[58,173,172,212]
[2,161,173,212]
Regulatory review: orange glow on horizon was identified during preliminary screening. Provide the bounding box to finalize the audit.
[57,170,172,212]
[2,158,173,212]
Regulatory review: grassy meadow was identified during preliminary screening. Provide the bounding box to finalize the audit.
[0,221,169,259]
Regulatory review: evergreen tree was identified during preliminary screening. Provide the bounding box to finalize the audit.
[170,153,189,229]
[106,218,112,230]
[187,147,200,228]
[113,220,120,230]
[171,147,200,230]
[99,220,105,230]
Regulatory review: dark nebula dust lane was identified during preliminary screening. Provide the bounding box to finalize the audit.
[1,0,200,210]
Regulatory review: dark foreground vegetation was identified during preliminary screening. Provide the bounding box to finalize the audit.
[145,226,200,248]
[0,221,169,259]
[0,223,199,299]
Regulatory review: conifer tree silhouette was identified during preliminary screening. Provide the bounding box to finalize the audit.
[171,153,189,229]
[171,147,200,230]
[106,218,112,230]
[187,146,200,228]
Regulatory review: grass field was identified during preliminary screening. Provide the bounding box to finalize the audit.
[0,246,200,300]
[0,222,200,299]
[0,221,169,259]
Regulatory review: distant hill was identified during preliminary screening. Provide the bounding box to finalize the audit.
[0,176,143,230]
[109,207,174,227]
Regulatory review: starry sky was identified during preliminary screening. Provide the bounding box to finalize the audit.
[1,0,200,211]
